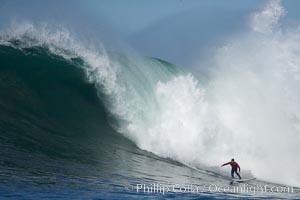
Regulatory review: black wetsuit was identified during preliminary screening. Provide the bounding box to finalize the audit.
[231,167,241,179]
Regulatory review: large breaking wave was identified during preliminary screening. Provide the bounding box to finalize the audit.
[1,0,300,188]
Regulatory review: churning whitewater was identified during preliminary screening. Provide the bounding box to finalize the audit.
[91,0,300,187]
[0,0,300,199]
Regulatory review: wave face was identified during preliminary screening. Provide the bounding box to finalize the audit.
[0,1,300,198]
[0,44,112,151]
[0,32,180,156]
[0,39,194,199]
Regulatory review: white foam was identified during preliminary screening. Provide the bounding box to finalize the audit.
[250,0,287,34]
[119,0,300,187]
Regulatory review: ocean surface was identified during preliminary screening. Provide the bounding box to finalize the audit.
[1,0,300,199]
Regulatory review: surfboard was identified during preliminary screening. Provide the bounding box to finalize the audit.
[232,177,256,182]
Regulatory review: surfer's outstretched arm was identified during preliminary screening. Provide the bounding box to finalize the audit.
[221,162,230,167]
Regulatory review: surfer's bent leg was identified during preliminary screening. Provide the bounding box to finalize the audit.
[235,171,242,179]
[231,169,234,178]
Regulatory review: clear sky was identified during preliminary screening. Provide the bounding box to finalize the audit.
[85,0,259,36]
[82,0,300,66]
[79,0,260,66]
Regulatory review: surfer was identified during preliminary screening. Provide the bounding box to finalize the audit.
[221,158,242,179]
